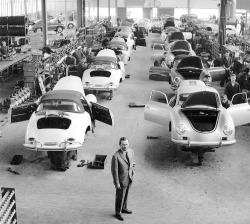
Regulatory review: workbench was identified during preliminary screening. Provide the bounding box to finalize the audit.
[0,52,30,86]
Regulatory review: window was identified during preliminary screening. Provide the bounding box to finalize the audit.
[37,100,81,112]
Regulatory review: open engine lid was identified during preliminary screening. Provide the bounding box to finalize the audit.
[177,56,202,69]
[181,91,218,109]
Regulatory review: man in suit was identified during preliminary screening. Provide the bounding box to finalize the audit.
[220,51,233,87]
[111,137,136,221]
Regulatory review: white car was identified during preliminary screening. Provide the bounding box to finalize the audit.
[151,43,166,61]
[164,40,196,68]
[144,80,250,163]
[9,76,114,151]
[82,49,124,100]
[107,37,131,65]
[114,26,136,52]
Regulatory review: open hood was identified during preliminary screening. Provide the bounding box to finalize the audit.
[181,91,218,109]
[177,56,202,69]
[171,40,190,51]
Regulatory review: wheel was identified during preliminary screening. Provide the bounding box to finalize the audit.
[56,26,63,33]
[34,27,42,33]
[68,23,74,29]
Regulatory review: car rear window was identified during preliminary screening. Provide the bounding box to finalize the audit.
[37,100,81,112]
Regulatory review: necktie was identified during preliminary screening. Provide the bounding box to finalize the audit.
[125,152,130,163]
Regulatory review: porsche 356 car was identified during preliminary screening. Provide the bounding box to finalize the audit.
[164,40,196,68]
[169,55,225,90]
[144,80,250,151]
[114,26,136,51]
[9,76,114,151]
[107,37,131,65]
[82,49,124,100]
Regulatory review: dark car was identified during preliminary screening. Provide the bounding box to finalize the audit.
[169,55,225,90]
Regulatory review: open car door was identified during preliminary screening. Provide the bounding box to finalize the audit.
[92,103,114,126]
[144,90,171,126]
[207,67,226,82]
[8,102,38,123]
[227,92,250,126]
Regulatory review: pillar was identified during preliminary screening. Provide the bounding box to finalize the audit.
[41,0,48,47]
[77,0,83,28]
[108,0,110,18]
[187,0,191,15]
[97,0,99,21]
[219,0,226,51]
[143,8,151,19]
[24,0,27,16]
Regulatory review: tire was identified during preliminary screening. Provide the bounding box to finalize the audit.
[68,23,74,29]
[34,27,42,33]
[56,26,63,33]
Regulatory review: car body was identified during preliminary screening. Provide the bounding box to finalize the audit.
[82,49,124,99]
[9,76,114,151]
[138,18,151,32]
[151,21,163,33]
[29,19,65,33]
[160,26,180,42]
[144,80,250,149]
[151,43,166,61]
[164,40,196,68]
[107,37,131,65]
[114,26,136,52]
[169,55,225,90]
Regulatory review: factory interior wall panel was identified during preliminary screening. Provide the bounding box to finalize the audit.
[158,8,174,17]
[141,0,220,9]
[46,0,77,18]
[117,7,127,20]
[87,0,116,7]
[125,0,144,7]
[237,0,250,10]
[143,8,152,19]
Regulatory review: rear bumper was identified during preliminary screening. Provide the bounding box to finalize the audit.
[24,141,82,151]
[172,138,236,148]
[83,86,117,91]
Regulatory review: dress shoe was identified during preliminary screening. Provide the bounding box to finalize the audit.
[115,214,124,221]
[122,209,132,214]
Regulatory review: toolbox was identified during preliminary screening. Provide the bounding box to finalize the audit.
[10,155,23,165]
[88,154,107,169]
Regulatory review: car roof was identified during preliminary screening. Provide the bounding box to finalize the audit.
[109,38,127,47]
[171,40,190,51]
[97,49,116,58]
[177,80,217,95]
[93,56,117,63]
[40,90,83,104]
[53,76,85,96]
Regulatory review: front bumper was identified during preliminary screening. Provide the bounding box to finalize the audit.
[172,137,236,148]
[24,141,82,151]
[83,85,118,91]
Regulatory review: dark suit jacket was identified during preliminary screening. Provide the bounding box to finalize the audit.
[111,148,136,187]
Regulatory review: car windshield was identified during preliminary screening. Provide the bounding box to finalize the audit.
[37,100,81,112]
[109,44,126,50]
[90,61,117,69]
[117,26,131,33]
[177,93,190,106]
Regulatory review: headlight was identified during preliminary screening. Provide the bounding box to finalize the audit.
[176,124,186,135]
[173,77,181,84]
[223,125,233,136]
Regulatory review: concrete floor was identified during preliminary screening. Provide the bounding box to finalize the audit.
[1,33,250,224]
